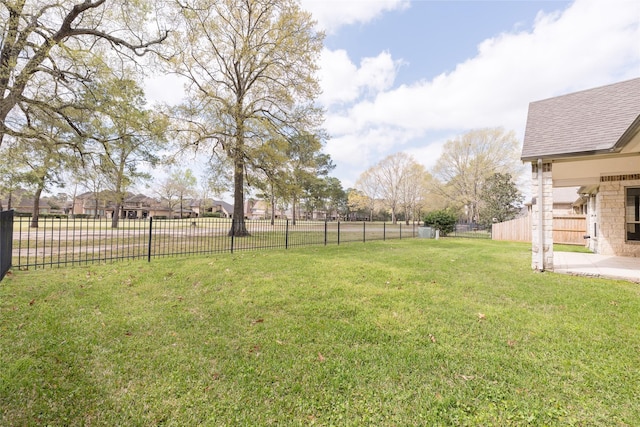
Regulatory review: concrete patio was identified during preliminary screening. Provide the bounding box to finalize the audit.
[553,252,640,283]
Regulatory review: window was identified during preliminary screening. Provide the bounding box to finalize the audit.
[626,187,640,241]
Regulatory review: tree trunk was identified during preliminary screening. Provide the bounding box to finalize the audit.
[30,187,43,228]
[111,204,121,228]
[270,190,275,226]
[230,147,249,237]
[292,197,297,226]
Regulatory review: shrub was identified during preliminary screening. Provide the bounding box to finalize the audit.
[202,212,223,218]
[39,213,68,219]
[424,210,457,236]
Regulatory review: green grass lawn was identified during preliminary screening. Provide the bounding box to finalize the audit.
[1,239,639,426]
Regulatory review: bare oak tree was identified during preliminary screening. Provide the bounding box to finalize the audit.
[431,128,522,223]
[170,0,324,236]
[357,153,426,224]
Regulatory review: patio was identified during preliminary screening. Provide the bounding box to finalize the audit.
[554,251,640,283]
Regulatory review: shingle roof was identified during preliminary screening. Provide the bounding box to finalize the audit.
[521,78,640,161]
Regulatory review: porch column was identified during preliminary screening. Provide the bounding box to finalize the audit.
[531,161,554,271]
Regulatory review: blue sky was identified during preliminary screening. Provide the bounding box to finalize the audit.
[323,1,571,83]
[146,0,640,195]
[300,0,640,190]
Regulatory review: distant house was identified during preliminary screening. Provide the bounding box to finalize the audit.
[526,187,584,216]
[521,78,640,270]
[190,199,233,218]
[72,191,172,219]
[0,190,52,214]
[0,189,61,215]
[245,199,269,219]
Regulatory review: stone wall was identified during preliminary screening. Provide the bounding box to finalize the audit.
[596,176,640,257]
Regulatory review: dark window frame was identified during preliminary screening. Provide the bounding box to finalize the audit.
[626,187,640,242]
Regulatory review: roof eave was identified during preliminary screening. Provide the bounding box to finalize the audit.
[521,149,602,163]
[611,114,640,152]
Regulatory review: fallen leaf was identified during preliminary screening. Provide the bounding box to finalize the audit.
[251,318,264,325]
[507,340,516,347]
[478,313,486,321]
[459,375,474,381]
[29,299,35,306]
[276,340,284,345]
[429,334,437,343]
[124,331,132,336]
[318,352,326,362]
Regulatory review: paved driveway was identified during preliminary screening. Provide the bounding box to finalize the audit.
[554,252,640,283]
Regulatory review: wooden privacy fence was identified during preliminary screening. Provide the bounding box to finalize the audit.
[492,214,587,245]
[491,215,531,242]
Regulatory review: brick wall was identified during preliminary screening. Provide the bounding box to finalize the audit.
[596,177,640,257]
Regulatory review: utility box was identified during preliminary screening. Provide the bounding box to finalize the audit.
[418,226,435,238]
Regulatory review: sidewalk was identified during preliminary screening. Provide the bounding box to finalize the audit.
[553,252,640,283]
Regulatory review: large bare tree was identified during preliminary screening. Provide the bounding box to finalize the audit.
[431,127,522,223]
[357,153,427,224]
[170,0,324,236]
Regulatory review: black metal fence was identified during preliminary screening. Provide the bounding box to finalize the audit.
[449,223,492,239]
[10,217,418,270]
[0,210,14,280]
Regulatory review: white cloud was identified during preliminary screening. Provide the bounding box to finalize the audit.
[318,49,400,106]
[321,0,640,179]
[301,0,410,33]
[404,138,448,172]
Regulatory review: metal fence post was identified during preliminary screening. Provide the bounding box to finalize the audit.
[285,219,289,249]
[400,223,402,239]
[147,217,153,262]
[324,220,327,246]
[383,222,386,241]
[230,219,235,253]
[363,221,366,243]
[337,221,341,245]
[0,210,14,281]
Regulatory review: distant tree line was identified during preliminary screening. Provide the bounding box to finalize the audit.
[351,128,524,228]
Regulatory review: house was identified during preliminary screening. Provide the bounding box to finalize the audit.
[0,189,66,215]
[245,199,269,219]
[521,78,640,270]
[190,199,233,218]
[526,187,585,216]
[72,191,172,219]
